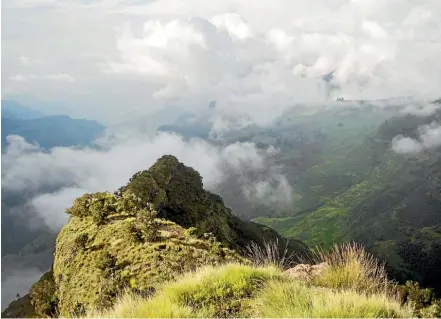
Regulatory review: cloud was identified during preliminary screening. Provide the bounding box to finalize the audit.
[2,0,440,126]
[392,122,441,154]
[19,55,31,66]
[400,103,441,117]
[1,133,294,231]
[9,73,76,83]
[242,172,293,205]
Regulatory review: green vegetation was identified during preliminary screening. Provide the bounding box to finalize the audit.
[253,280,406,318]
[254,109,441,292]
[54,194,245,316]
[88,243,430,318]
[119,155,308,256]
[29,270,58,317]
[0,294,37,318]
[306,242,389,294]
[4,115,441,319]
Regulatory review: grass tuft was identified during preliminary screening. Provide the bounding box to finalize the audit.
[305,241,390,294]
[245,239,298,269]
[252,279,411,318]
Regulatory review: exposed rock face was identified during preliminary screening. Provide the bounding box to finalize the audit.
[285,262,328,280]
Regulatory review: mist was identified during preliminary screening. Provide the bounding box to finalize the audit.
[392,122,441,154]
[1,132,294,231]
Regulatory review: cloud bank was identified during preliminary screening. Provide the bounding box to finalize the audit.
[2,0,440,125]
[1,133,293,231]
[392,122,441,154]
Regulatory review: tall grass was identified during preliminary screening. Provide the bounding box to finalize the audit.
[305,241,391,294]
[86,242,413,318]
[251,279,411,318]
[87,263,281,318]
[245,238,298,269]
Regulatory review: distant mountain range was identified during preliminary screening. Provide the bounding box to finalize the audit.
[1,100,46,120]
[1,100,105,150]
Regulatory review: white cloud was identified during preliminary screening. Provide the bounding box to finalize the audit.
[1,133,294,230]
[9,73,75,83]
[392,122,441,154]
[242,172,293,205]
[400,103,441,117]
[19,55,31,66]
[2,0,440,126]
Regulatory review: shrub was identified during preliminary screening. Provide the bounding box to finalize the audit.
[29,270,58,317]
[127,221,160,243]
[116,190,144,214]
[96,275,127,312]
[90,199,108,225]
[394,281,441,317]
[136,209,156,223]
[66,194,92,217]
[128,224,144,243]
[184,227,197,239]
[97,252,117,272]
[74,233,89,249]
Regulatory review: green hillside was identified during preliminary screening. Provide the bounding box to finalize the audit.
[254,109,441,291]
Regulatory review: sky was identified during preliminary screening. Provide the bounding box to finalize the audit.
[1,0,441,308]
[2,0,441,126]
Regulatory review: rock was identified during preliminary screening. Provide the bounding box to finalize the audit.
[285,262,328,280]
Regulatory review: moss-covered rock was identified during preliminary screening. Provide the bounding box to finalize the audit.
[119,155,308,256]
[54,192,246,315]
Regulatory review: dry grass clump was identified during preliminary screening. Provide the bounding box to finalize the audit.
[245,238,298,269]
[306,241,390,294]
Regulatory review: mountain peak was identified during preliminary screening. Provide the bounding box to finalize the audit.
[120,156,307,254]
[29,157,307,315]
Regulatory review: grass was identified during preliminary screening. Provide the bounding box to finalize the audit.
[306,242,390,294]
[88,243,412,318]
[252,280,410,318]
[88,264,281,318]
[53,210,244,316]
[245,238,298,269]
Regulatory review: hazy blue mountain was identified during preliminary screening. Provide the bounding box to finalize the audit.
[2,114,105,150]
[1,100,45,120]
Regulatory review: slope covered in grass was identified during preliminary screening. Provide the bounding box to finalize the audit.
[255,109,441,290]
[91,243,439,318]
[53,191,245,316]
[92,264,410,318]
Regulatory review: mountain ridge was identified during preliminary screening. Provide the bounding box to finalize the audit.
[2,155,308,317]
